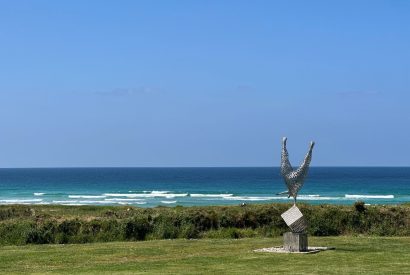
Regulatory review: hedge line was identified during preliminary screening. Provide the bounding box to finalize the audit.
[0,202,408,245]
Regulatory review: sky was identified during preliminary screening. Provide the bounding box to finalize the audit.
[0,0,409,167]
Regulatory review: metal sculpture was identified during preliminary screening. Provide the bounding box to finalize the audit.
[280,137,315,205]
[279,137,315,240]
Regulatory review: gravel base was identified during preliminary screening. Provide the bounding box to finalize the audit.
[254,246,335,254]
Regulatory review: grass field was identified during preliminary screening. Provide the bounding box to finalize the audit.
[0,236,409,274]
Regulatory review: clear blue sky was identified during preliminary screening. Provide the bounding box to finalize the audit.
[0,0,409,167]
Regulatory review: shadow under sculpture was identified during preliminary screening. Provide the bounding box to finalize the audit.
[279,137,314,252]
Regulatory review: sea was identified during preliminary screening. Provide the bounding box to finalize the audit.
[0,167,409,207]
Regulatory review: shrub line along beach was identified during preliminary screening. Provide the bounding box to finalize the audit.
[0,202,408,246]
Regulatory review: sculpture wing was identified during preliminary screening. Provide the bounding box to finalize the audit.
[291,143,314,192]
[281,138,293,177]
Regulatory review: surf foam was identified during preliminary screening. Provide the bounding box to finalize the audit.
[345,194,394,199]
[69,195,107,199]
[104,192,188,198]
[0,199,43,203]
[161,200,177,204]
[190,194,233,198]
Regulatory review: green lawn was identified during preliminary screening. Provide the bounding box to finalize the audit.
[0,237,409,274]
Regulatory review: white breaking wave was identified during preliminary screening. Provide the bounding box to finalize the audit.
[190,194,233,198]
[52,199,146,205]
[69,195,107,199]
[163,195,186,199]
[296,196,340,200]
[104,193,143,198]
[0,199,43,203]
[161,200,177,204]
[78,200,111,204]
[104,193,188,198]
[345,194,394,199]
[104,198,145,202]
[34,193,45,196]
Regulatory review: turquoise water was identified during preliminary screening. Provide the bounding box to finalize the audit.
[0,167,409,207]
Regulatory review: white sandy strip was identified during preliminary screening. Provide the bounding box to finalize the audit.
[297,195,340,200]
[53,200,79,204]
[117,201,147,205]
[53,200,110,204]
[222,196,277,201]
[0,199,43,203]
[190,194,233,198]
[104,198,145,201]
[222,195,342,201]
[345,194,394,199]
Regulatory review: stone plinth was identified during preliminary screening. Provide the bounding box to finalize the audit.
[283,232,308,252]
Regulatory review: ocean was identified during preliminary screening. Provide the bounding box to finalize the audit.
[0,167,409,207]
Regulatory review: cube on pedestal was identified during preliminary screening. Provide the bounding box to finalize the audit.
[281,205,309,252]
[280,205,307,233]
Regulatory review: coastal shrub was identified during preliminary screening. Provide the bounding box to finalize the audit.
[149,217,179,239]
[59,219,81,236]
[219,209,237,228]
[125,216,153,241]
[78,219,122,242]
[178,222,199,239]
[354,201,366,213]
[0,203,409,245]
[0,221,34,245]
[188,209,219,231]
[26,221,57,244]
[308,207,345,236]
[95,219,124,242]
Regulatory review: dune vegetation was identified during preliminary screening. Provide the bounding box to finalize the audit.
[0,202,408,246]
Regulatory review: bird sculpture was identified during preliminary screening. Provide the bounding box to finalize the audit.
[279,137,315,205]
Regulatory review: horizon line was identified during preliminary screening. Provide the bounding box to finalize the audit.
[0,166,409,169]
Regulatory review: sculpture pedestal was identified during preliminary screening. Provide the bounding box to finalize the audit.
[283,232,308,252]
